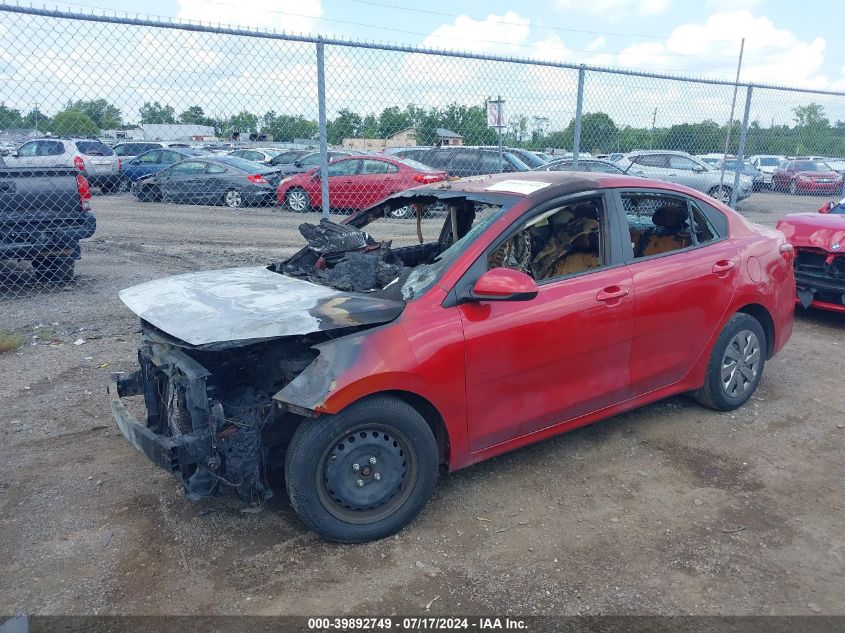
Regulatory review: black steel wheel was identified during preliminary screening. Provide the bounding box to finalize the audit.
[285,395,439,543]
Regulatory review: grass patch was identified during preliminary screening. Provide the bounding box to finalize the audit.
[36,327,57,341]
[0,330,24,354]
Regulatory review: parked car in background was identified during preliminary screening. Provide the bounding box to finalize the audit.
[466,147,547,169]
[771,160,843,195]
[110,170,794,543]
[695,153,727,167]
[0,160,96,283]
[121,147,207,189]
[822,157,845,178]
[533,158,625,174]
[272,150,357,176]
[227,147,284,165]
[132,155,277,208]
[617,150,753,204]
[394,146,530,177]
[714,158,765,191]
[748,155,787,188]
[277,155,447,213]
[776,197,845,313]
[4,137,121,192]
[111,141,187,161]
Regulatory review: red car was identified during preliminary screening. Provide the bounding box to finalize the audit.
[109,172,795,543]
[771,159,843,195]
[277,155,447,213]
[776,198,845,313]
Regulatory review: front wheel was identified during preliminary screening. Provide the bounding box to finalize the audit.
[708,185,732,205]
[285,187,311,213]
[692,313,766,411]
[135,184,160,202]
[285,395,439,543]
[789,179,798,195]
[32,257,75,284]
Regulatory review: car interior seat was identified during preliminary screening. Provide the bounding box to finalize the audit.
[641,204,691,256]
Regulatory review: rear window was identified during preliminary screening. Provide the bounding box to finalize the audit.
[211,156,265,172]
[75,141,114,156]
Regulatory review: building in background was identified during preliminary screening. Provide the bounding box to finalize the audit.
[342,126,462,150]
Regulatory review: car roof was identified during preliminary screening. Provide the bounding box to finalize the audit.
[626,149,691,156]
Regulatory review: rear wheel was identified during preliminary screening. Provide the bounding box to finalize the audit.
[135,184,160,202]
[285,395,439,543]
[32,257,75,284]
[693,313,766,411]
[789,179,798,195]
[390,205,414,219]
[285,187,311,213]
[223,189,243,209]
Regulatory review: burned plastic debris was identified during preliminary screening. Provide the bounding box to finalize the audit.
[284,219,409,292]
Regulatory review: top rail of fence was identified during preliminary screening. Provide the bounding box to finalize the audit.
[3,2,845,98]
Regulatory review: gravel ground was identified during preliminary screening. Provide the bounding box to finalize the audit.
[1,190,843,616]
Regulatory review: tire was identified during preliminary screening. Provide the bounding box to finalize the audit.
[692,313,766,412]
[223,189,243,209]
[708,185,732,205]
[285,187,311,213]
[32,257,75,284]
[135,185,160,202]
[285,395,439,543]
[789,179,798,195]
[389,205,414,219]
[99,181,116,194]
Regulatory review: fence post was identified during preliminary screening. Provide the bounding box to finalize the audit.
[572,65,585,168]
[316,39,330,220]
[730,84,753,209]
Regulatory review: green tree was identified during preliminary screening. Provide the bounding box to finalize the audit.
[51,109,99,136]
[327,109,363,145]
[70,99,122,129]
[179,105,209,125]
[139,101,176,124]
[569,112,618,153]
[22,107,50,132]
[0,104,23,129]
[377,106,412,138]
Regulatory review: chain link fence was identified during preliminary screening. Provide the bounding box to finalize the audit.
[1,3,845,297]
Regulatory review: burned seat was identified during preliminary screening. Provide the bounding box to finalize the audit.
[641,204,691,256]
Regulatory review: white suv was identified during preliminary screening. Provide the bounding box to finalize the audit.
[5,137,121,192]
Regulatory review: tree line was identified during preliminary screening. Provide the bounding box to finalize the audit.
[1,99,844,158]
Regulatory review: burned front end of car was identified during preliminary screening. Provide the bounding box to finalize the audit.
[109,325,321,503]
[794,247,845,310]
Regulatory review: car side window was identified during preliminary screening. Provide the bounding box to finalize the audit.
[161,151,183,164]
[488,197,604,282]
[689,201,719,244]
[635,154,667,168]
[206,163,227,174]
[301,154,320,166]
[16,141,38,157]
[171,161,206,174]
[668,155,698,170]
[360,160,392,175]
[622,193,697,259]
[112,144,128,156]
[327,160,359,176]
[137,150,160,164]
[40,141,65,156]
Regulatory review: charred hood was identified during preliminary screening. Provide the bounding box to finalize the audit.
[119,267,405,346]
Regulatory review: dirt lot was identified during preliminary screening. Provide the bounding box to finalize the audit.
[1,190,843,616]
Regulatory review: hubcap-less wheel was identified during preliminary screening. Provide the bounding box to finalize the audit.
[711,186,731,204]
[390,205,413,219]
[224,190,242,208]
[721,330,761,398]
[317,424,418,525]
[789,180,797,195]
[287,188,309,212]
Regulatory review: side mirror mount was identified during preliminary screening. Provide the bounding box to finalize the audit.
[469,268,539,302]
[692,164,705,172]
[819,201,834,214]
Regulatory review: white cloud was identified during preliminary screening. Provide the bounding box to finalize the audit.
[176,0,323,34]
[618,11,829,88]
[706,0,761,9]
[420,11,531,54]
[555,0,670,15]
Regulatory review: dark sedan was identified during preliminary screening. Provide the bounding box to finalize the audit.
[533,158,625,174]
[133,156,277,208]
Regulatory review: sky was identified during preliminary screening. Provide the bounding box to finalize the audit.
[39,0,845,86]
[2,0,844,131]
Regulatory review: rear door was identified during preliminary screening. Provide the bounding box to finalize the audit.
[668,154,710,192]
[615,189,738,395]
[6,140,40,168]
[160,160,208,202]
[357,159,398,206]
[325,159,362,209]
[629,154,672,182]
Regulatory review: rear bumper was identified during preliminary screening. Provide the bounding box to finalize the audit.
[0,212,96,260]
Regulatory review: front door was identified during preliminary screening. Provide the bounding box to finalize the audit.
[615,190,739,395]
[458,193,635,451]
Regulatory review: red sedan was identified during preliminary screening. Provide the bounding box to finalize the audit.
[776,198,845,313]
[110,172,795,543]
[771,159,843,194]
[277,155,447,212]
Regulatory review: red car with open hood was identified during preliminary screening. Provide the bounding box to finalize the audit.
[110,171,795,543]
[776,198,845,313]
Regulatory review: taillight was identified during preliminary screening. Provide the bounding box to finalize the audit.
[413,173,444,184]
[74,155,85,171]
[779,242,794,262]
[247,174,268,184]
[76,174,91,210]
